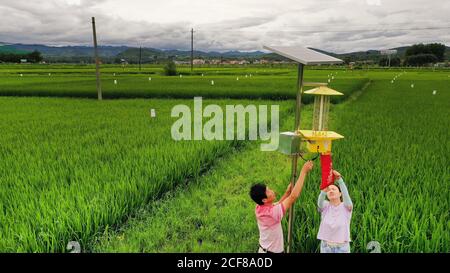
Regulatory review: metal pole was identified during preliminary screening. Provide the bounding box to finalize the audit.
[92,17,102,100]
[191,28,194,72]
[287,63,304,253]
[139,46,142,71]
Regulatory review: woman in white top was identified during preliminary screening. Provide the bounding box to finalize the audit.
[317,170,353,253]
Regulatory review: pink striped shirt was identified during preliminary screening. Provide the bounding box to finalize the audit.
[255,203,286,253]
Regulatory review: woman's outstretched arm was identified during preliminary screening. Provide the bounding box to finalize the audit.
[337,177,353,210]
[317,190,327,211]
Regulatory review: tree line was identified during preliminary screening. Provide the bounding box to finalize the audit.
[378,43,446,67]
[0,50,43,63]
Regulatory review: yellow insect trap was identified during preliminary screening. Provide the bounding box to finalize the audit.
[298,85,344,154]
[278,84,345,190]
[300,85,344,190]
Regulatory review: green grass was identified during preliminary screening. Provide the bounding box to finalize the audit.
[0,65,448,253]
[0,65,368,100]
[94,70,449,253]
[92,112,304,253]
[0,96,292,252]
[0,64,294,75]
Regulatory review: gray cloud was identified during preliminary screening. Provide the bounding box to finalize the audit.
[0,0,448,53]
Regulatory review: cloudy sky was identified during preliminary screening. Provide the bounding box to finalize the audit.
[0,0,448,53]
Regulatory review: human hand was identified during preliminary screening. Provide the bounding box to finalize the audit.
[332,170,341,180]
[302,161,314,173]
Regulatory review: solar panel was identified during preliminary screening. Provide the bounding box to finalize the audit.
[263,45,343,65]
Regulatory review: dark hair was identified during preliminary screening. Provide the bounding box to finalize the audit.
[331,183,341,192]
[250,183,267,205]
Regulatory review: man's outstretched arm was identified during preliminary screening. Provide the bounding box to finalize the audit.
[282,161,314,211]
[278,183,292,204]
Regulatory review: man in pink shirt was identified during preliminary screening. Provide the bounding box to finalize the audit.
[250,161,314,253]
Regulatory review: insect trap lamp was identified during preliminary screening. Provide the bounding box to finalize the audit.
[300,85,344,190]
[263,45,344,253]
[278,84,344,190]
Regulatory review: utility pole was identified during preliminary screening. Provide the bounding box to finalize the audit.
[191,28,194,72]
[139,46,142,71]
[91,17,102,100]
[286,63,304,253]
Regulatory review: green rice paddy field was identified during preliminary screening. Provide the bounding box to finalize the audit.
[0,64,448,252]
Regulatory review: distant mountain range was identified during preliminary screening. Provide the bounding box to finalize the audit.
[0,43,129,57]
[1,42,448,63]
[314,46,449,62]
[0,42,267,60]
[115,47,267,62]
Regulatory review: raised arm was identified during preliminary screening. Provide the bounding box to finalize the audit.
[278,183,293,204]
[317,190,328,211]
[337,177,353,210]
[282,161,314,211]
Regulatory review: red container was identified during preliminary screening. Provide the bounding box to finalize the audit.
[320,154,335,190]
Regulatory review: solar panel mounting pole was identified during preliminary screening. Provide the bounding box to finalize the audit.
[92,17,102,100]
[139,46,142,71]
[287,63,304,253]
[191,28,194,72]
